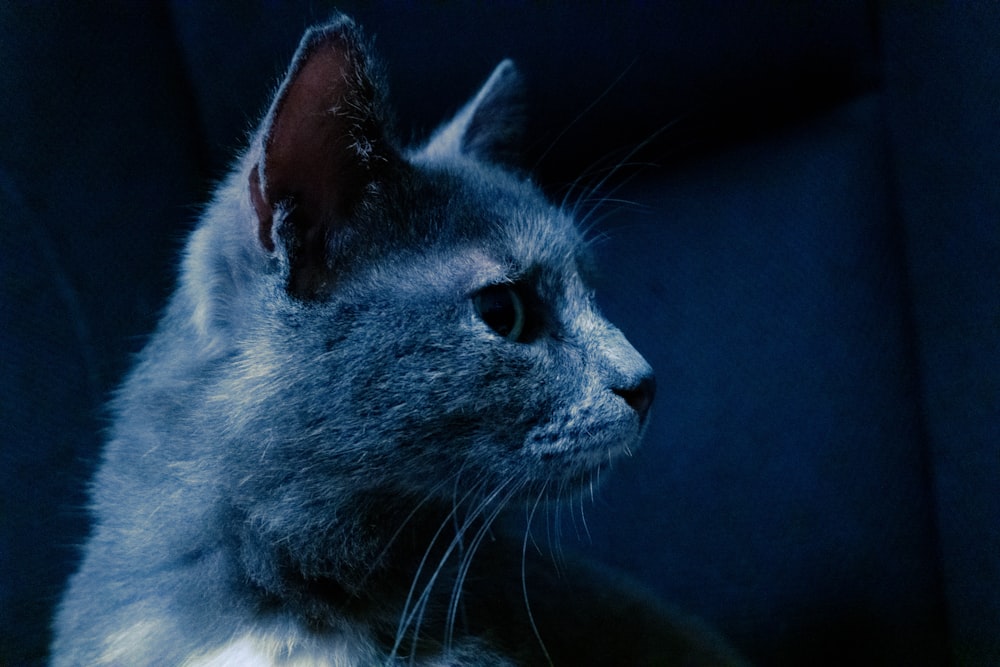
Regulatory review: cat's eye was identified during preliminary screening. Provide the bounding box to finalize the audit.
[473,284,525,342]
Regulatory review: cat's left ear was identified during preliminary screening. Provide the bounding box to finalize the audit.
[421,60,525,166]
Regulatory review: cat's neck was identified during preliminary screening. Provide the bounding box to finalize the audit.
[237,492,505,617]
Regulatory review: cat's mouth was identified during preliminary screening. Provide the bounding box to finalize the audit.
[516,376,654,481]
[523,418,645,479]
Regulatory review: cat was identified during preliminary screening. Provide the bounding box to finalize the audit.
[51,14,743,667]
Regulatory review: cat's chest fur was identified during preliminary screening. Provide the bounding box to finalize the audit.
[186,633,513,667]
[104,622,399,667]
[180,631,427,667]
[51,12,743,667]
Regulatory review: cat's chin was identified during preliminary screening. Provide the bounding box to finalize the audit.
[523,410,645,462]
[523,431,645,488]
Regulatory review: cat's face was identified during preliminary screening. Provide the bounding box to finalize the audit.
[203,19,653,521]
[245,164,653,506]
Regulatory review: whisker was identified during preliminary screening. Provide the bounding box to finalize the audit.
[574,195,650,239]
[525,500,545,558]
[407,478,503,660]
[522,483,554,666]
[543,493,563,574]
[575,160,663,237]
[390,477,487,662]
[569,119,686,242]
[561,151,655,215]
[552,481,566,548]
[532,58,638,173]
[564,477,586,543]
[358,474,456,587]
[445,477,525,650]
[579,476,592,545]
[560,156,642,222]
[584,118,683,199]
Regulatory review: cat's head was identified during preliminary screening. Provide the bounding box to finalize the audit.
[187,16,654,532]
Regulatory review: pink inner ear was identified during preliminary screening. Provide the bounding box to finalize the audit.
[262,37,355,224]
[247,23,388,295]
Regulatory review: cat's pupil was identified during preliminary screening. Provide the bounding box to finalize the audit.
[473,284,525,342]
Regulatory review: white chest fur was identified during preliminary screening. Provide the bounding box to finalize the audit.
[184,630,380,667]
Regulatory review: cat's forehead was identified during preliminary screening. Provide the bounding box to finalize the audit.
[352,163,588,304]
[412,161,586,273]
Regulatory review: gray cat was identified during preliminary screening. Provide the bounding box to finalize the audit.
[51,15,742,667]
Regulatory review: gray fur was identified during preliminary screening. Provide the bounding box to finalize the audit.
[51,14,742,667]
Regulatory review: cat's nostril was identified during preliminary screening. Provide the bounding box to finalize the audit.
[613,375,656,422]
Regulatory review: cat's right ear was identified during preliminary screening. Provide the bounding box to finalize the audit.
[248,16,395,298]
[421,60,525,166]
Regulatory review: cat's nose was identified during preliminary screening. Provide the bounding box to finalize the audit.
[613,374,656,423]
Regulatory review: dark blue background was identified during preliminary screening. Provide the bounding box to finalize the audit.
[2,2,997,665]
